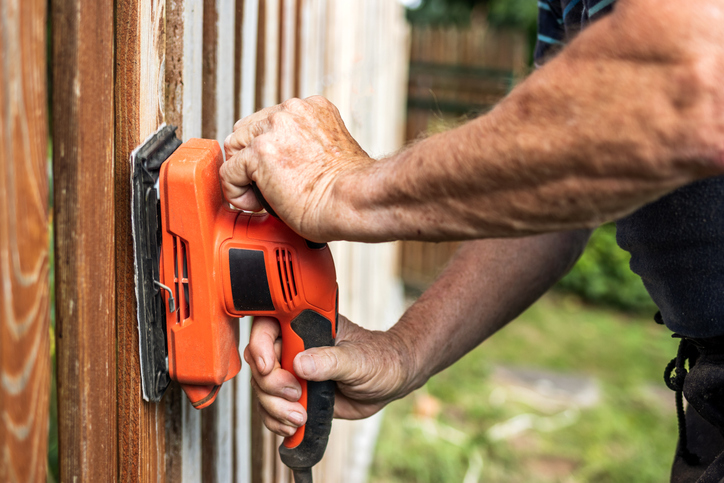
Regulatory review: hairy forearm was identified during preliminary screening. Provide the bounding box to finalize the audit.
[388,230,589,393]
[334,1,724,242]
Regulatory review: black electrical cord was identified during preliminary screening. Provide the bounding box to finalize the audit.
[292,468,313,483]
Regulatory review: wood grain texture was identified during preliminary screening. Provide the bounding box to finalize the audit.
[0,0,50,481]
[162,1,186,474]
[166,2,205,481]
[202,0,219,140]
[201,1,237,481]
[51,0,116,480]
[115,0,168,481]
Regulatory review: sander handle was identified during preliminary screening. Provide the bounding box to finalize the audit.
[277,308,337,472]
[251,181,280,219]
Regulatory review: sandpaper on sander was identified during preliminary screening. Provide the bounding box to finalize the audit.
[131,125,338,480]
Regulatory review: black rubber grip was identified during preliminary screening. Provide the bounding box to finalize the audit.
[278,309,336,471]
[251,181,280,218]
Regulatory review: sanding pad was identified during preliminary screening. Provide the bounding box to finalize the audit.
[130,124,182,402]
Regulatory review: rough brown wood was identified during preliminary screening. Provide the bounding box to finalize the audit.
[234,0,244,121]
[165,0,185,139]
[255,0,266,111]
[115,0,168,481]
[0,0,51,481]
[202,0,219,140]
[51,0,116,480]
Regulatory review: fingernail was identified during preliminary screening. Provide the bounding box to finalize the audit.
[288,411,304,426]
[224,133,232,146]
[283,386,300,400]
[299,355,316,376]
[257,357,266,372]
[284,425,297,436]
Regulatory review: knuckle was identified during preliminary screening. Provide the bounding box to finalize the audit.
[281,97,307,113]
[252,134,275,157]
[323,350,342,375]
[269,110,292,129]
[307,95,326,105]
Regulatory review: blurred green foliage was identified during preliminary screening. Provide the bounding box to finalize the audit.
[556,224,657,314]
[371,294,678,483]
[406,0,537,30]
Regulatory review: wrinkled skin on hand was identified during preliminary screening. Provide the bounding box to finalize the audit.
[244,314,414,438]
[222,96,373,242]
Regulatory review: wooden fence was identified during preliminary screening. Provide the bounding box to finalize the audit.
[1,0,408,481]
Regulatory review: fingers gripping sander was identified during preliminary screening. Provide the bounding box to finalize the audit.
[131,126,338,477]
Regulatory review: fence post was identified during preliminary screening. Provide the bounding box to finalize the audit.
[0,1,51,481]
[51,0,116,480]
[114,0,169,480]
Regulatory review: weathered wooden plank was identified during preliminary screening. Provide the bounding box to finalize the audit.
[0,1,50,482]
[166,1,205,481]
[115,0,168,481]
[260,0,280,107]
[234,318,252,483]
[240,0,259,118]
[279,0,297,101]
[50,0,115,480]
[314,3,409,481]
[231,2,260,482]
[201,0,237,480]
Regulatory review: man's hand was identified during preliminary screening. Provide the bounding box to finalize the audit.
[245,314,415,438]
[222,96,373,243]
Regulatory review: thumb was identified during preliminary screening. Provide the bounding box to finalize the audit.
[293,346,355,382]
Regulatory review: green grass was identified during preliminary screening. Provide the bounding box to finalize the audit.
[370,294,679,483]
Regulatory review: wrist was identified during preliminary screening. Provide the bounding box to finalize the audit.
[324,156,386,241]
[386,323,427,397]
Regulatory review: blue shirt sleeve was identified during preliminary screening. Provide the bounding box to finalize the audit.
[534,0,565,66]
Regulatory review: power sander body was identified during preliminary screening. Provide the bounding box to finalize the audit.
[131,126,337,472]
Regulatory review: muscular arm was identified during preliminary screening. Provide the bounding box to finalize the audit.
[248,230,588,434]
[222,0,724,243]
[344,1,724,241]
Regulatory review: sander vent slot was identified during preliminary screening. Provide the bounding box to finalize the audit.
[275,249,298,306]
[174,236,192,323]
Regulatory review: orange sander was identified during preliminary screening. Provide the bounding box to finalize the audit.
[131,125,337,482]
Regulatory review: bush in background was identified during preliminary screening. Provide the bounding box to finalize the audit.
[555,224,657,314]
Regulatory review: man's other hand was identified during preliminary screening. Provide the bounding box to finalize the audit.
[222,96,372,243]
[245,315,414,438]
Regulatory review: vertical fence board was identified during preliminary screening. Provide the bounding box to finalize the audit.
[51,0,115,480]
[115,0,168,480]
[166,1,205,481]
[0,0,50,481]
[236,2,261,482]
[279,0,297,100]
[234,318,252,483]
[240,0,259,118]
[201,1,237,481]
[260,0,280,107]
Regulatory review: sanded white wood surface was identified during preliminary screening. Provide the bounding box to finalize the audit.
[172,1,205,481]
[240,0,260,118]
